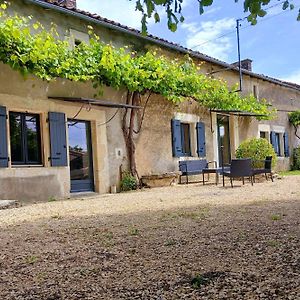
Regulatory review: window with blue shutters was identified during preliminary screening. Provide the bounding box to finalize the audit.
[171,118,206,158]
[0,106,8,168]
[49,112,68,167]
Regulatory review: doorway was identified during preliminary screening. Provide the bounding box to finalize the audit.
[68,120,94,193]
[217,115,231,166]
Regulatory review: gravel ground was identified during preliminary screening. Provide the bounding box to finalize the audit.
[0,176,299,299]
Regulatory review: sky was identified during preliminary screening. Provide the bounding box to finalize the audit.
[76,0,300,84]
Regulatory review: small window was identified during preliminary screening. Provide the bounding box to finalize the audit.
[253,85,259,99]
[9,112,42,165]
[260,131,267,139]
[74,39,82,47]
[180,123,191,156]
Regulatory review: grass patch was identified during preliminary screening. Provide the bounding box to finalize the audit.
[279,170,300,176]
[267,240,280,247]
[165,239,176,246]
[128,226,140,236]
[270,214,282,221]
[25,255,38,264]
[161,207,210,222]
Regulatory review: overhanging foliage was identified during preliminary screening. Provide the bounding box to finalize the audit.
[0,5,273,119]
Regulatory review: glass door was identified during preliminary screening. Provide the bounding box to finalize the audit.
[217,115,231,167]
[68,120,94,193]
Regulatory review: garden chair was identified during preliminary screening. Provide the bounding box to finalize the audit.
[222,158,253,188]
[252,156,273,182]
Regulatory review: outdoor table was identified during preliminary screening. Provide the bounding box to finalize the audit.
[202,166,230,185]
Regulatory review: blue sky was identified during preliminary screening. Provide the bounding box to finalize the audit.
[77,0,300,84]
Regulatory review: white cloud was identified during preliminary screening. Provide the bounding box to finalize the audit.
[282,70,300,85]
[182,18,236,61]
[76,0,146,29]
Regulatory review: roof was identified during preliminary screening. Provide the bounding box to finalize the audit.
[27,0,300,92]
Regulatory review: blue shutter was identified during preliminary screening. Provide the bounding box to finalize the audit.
[283,132,289,157]
[49,112,67,167]
[270,131,276,149]
[196,122,206,157]
[0,106,8,167]
[171,119,182,157]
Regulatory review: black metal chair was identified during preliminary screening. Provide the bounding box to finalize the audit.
[222,158,253,188]
[252,156,273,182]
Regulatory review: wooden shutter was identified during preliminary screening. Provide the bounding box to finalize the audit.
[270,131,276,148]
[0,106,8,167]
[283,132,289,157]
[49,112,67,167]
[196,122,206,157]
[171,119,183,157]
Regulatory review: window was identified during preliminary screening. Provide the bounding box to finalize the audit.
[270,132,281,156]
[253,85,259,99]
[74,39,82,47]
[171,118,206,158]
[9,112,42,165]
[260,131,267,139]
[180,123,191,156]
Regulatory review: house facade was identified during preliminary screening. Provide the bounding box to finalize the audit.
[0,0,299,201]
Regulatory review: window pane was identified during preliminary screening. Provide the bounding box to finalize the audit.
[275,133,281,156]
[10,113,23,163]
[26,115,41,163]
[260,131,266,139]
[68,121,91,180]
[181,123,191,156]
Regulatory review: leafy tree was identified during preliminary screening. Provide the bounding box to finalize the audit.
[134,0,299,33]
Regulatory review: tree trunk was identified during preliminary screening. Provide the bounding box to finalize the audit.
[121,90,151,185]
[122,91,140,182]
[293,124,300,140]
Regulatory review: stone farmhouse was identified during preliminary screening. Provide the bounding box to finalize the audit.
[0,0,299,201]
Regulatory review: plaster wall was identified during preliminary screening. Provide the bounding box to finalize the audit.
[0,64,110,201]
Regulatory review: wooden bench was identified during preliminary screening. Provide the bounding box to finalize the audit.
[179,160,217,184]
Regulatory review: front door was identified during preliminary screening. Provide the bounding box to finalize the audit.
[217,115,231,167]
[68,120,94,193]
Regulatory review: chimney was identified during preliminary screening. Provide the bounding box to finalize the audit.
[65,0,76,9]
[48,0,77,9]
[232,59,253,72]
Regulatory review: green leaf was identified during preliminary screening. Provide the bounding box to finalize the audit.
[154,12,160,23]
[257,9,266,17]
[200,0,213,7]
[282,1,289,10]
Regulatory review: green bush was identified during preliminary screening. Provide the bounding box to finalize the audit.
[236,138,277,168]
[120,172,137,191]
[292,146,300,170]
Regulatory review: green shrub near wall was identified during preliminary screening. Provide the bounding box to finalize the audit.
[292,147,300,170]
[236,138,277,168]
[120,172,137,191]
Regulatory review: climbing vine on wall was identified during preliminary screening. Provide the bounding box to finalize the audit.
[0,4,273,118]
[289,110,300,139]
[0,4,276,181]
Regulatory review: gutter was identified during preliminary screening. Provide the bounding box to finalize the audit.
[24,0,300,93]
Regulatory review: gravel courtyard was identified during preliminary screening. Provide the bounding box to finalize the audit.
[0,176,299,299]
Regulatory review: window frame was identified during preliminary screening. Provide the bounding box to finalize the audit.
[180,122,192,157]
[9,111,42,166]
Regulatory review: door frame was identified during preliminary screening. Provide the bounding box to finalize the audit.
[68,119,94,193]
[217,114,231,167]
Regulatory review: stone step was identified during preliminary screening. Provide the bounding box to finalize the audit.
[0,200,19,210]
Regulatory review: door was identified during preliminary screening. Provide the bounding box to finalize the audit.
[68,120,94,193]
[217,115,231,167]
